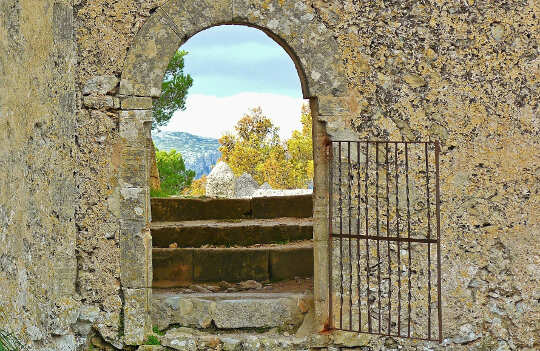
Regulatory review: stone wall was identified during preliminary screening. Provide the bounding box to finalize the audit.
[0,0,80,349]
[0,0,538,350]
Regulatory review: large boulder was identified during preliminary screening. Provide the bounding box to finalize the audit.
[205,162,235,198]
[234,173,259,198]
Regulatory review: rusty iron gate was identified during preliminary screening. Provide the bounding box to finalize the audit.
[328,140,442,342]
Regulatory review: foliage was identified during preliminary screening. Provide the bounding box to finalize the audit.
[152,326,165,336]
[155,149,195,196]
[182,175,207,197]
[0,329,26,351]
[144,335,161,345]
[150,188,172,198]
[152,50,193,129]
[219,105,313,189]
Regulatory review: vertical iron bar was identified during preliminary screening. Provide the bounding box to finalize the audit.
[395,143,402,337]
[364,141,372,333]
[338,142,343,329]
[357,142,362,332]
[376,143,382,334]
[386,142,392,335]
[348,142,353,330]
[328,142,334,330]
[435,141,443,342]
[425,143,432,340]
[405,142,412,338]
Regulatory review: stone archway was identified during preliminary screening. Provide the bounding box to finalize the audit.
[116,0,348,344]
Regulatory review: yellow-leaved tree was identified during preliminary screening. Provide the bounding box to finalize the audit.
[219,105,313,189]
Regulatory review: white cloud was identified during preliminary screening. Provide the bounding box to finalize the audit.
[162,93,308,140]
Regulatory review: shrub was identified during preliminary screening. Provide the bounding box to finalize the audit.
[155,149,195,196]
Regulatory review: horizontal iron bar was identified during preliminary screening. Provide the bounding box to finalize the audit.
[331,233,438,244]
[332,328,440,343]
[331,140,436,144]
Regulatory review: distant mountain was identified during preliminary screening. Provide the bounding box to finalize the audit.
[152,131,221,178]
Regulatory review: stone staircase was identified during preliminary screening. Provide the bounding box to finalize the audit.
[151,195,314,288]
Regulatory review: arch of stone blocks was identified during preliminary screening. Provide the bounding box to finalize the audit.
[116,0,349,345]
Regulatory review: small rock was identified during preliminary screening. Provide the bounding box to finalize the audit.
[490,22,505,41]
[206,161,236,198]
[453,323,481,344]
[234,172,259,198]
[403,73,426,88]
[259,182,272,190]
[206,285,220,292]
[239,280,263,290]
[189,285,212,293]
[218,281,233,289]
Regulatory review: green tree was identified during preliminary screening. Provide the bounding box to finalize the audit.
[155,149,195,196]
[152,50,193,129]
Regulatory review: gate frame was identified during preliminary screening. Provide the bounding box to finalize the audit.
[328,140,443,342]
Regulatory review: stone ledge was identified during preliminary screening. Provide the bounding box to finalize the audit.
[152,292,310,330]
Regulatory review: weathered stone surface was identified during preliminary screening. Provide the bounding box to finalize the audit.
[121,96,154,110]
[269,246,314,281]
[252,188,313,197]
[205,161,236,198]
[150,217,313,248]
[259,182,272,190]
[83,95,120,109]
[83,75,119,95]
[152,292,308,330]
[251,194,313,218]
[193,248,269,282]
[152,248,194,288]
[151,197,252,221]
[234,172,259,198]
[2,0,538,349]
[123,288,152,345]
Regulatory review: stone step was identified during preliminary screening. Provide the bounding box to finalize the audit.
[153,244,314,287]
[151,194,313,221]
[151,217,313,248]
[151,291,314,331]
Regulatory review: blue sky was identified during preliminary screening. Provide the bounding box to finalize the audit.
[181,25,303,98]
[161,25,307,139]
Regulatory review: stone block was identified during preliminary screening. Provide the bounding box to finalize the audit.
[212,297,300,329]
[269,246,314,281]
[123,288,152,345]
[119,112,152,143]
[251,194,313,219]
[150,218,312,248]
[161,0,233,39]
[152,292,308,330]
[152,248,194,288]
[83,95,119,109]
[150,197,252,221]
[193,248,269,282]
[83,75,119,95]
[120,11,182,97]
[121,96,153,110]
[120,220,152,288]
[318,96,349,117]
[119,186,148,220]
[118,145,148,188]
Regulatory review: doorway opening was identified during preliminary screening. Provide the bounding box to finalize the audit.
[148,25,315,334]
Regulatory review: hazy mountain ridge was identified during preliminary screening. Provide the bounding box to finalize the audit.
[152,131,221,178]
